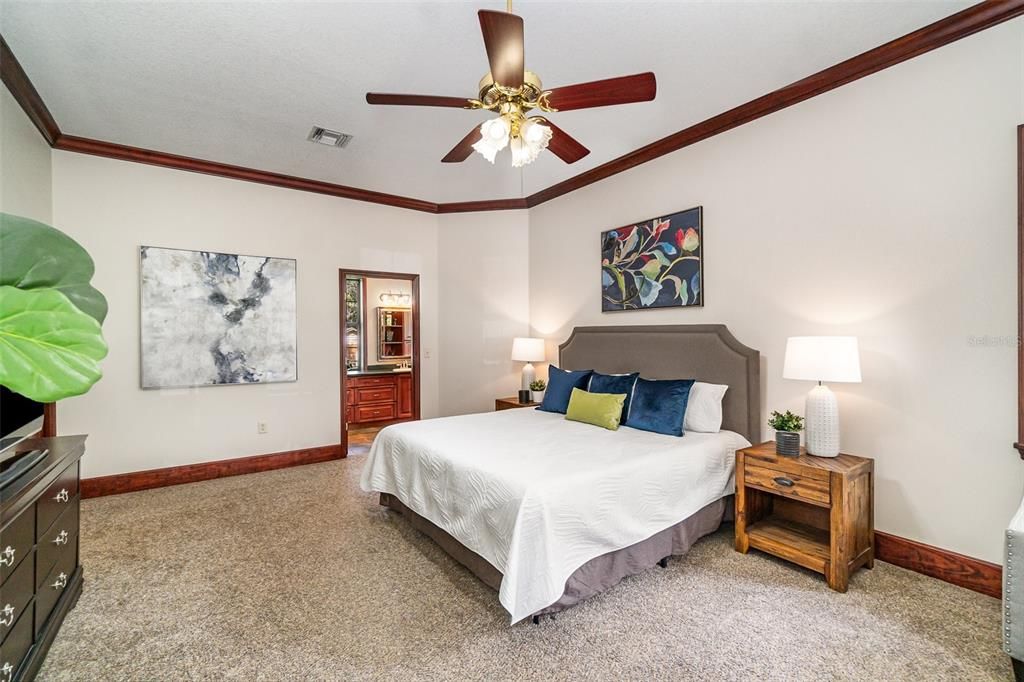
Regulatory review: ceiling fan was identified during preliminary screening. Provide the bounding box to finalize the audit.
[365,2,656,168]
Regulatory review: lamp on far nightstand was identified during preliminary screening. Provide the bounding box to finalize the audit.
[783,336,861,457]
[511,337,545,391]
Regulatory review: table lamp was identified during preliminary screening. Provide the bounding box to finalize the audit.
[782,336,861,457]
[511,337,545,391]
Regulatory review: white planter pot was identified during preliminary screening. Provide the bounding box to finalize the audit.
[531,390,545,403]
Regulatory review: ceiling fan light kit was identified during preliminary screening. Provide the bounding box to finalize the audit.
[366,3,656,168]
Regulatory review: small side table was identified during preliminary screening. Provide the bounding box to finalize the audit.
[495,396,538,411]
[735,441,874,592]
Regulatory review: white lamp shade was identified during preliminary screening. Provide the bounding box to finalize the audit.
[783,336,861,383]
[511,337,545,362]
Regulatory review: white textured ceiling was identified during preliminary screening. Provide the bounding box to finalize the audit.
[0,1,971,204]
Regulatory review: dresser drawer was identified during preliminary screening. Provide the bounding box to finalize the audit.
[0,602,31,682]
[356,403,395,422]
[356,386,396,404]
[36,498,79,590]
[0,549,33,645]
[36,462,79,538]
[0,508,33,586]
[744,464,831,507]
[35,543,76,637]
[349,376,395,388]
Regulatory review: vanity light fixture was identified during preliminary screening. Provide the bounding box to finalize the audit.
[379,290,411,307]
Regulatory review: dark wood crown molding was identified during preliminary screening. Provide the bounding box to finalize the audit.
[3,1,1023,213]
[0,34,60,146]
[437,198,529,213]
[524,0,1024,207]
[54,135,440,213]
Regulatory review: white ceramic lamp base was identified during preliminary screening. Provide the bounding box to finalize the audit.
[805,384,840,457]
[521,363,536,391]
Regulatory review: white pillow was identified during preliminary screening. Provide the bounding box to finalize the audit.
[684,382,729,433]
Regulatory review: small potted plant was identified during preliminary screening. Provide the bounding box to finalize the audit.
[530,379,547,403]
[768,410,804,457]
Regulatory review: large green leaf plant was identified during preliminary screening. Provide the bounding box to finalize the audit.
[0,213,108,402]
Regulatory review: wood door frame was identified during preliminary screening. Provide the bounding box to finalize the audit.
[1017,124,1023,458]
[338,269,421,455]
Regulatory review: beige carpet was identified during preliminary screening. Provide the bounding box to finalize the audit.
[38,455,1009,681]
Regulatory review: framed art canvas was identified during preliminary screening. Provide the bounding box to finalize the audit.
[601,206,703,312]
[140,246,297,388]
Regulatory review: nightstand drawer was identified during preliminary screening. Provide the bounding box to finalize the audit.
[744,464,830,506]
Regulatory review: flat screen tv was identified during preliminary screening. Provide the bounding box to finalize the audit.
[0,385,45,459]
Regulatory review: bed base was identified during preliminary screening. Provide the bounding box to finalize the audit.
[380,492,731,621]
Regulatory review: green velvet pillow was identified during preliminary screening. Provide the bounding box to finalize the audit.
[564,387,627,431]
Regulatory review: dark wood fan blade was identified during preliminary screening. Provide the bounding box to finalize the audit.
[366,93,473,108]
[478,10,524,89]
[442,125,483,163]
[544,120,590,164]
[545,72,656,112]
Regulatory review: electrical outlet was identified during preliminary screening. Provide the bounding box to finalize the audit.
[424,349,432,359]
[257,422,268,434]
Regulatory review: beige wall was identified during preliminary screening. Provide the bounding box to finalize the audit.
[51,151,441,478]
[0,87,51,222]
[528,20,1024,563]
[438,211,530,416]
[15,18,1024,565]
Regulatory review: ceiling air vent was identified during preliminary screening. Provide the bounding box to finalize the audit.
[307,126,353,148]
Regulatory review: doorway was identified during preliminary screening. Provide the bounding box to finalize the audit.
[339,269,420,456]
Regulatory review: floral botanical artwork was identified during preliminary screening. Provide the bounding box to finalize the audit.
[601,207,703,311]
[140,246,297,388]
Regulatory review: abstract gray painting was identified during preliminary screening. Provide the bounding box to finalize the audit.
[140,246,297,388]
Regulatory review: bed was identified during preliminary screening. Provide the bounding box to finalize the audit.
[360,324,761,623]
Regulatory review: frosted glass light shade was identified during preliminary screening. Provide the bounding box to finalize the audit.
[783,336,861,383]
[511,337,545,362]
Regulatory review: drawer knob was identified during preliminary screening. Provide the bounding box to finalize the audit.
[52,572,68,590]
[773,477,795,487]
[0,604,13,627]
[2,661,13,682]
[0,546,13,567]
[53,530,69,546]
[54,488,69,503]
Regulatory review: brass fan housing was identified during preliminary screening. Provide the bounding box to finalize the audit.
[472,70,555,114]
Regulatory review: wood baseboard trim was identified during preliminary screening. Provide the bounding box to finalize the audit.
[80,443,344,499]
[875,530,1002,599]
[78,452,1005,600]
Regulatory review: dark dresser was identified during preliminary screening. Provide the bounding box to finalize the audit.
[0,436,84,682]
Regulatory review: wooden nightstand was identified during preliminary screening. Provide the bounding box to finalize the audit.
[735,442,874,592]
[495,396,538,411]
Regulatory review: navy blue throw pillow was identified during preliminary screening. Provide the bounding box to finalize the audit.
[588,372,639,422]
[538,366,593,414]
[624,378,696,437]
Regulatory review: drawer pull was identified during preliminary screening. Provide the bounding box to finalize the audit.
[773,477,795,487]
[2,662,13,682]
[0,604,13,627]
[0,546,13,567]
[53,530,69,546]
[52,572,68,590]
[54,488,69,503]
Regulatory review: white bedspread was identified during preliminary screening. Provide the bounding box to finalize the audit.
[359,408,749,623]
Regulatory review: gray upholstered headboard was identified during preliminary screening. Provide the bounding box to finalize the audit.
[559,325,761,442]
